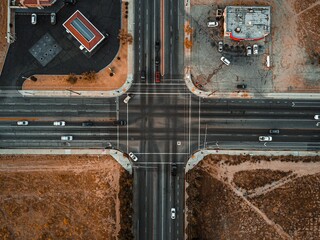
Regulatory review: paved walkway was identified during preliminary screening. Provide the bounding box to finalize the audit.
[0,148,132,174]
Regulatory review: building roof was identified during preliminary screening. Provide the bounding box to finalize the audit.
[63,10,105,52]
[20,0,55,6]
[224,6,271,41]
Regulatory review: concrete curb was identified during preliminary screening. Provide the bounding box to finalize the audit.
[0,148,133,174]
[186,149,320,172]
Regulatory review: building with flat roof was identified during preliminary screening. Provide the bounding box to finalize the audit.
[223,6,271,41]
[63,10,105,53]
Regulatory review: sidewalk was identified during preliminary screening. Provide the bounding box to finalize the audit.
[0,148,133,174]
[186,149,320,172]
[18,0,135,98]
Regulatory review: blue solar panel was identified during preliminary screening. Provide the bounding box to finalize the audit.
[71,18,94,41]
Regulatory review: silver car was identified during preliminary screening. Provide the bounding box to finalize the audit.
[129,152,138,161]
[218,41,223,52]
[259,136,272,142]
[220,57,230,65]
[61,136,73,141]
[31,13,37,25]
[17,121,28,126]
[171,208,176,219]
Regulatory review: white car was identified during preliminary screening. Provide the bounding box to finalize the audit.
[171,208,176,219]
[218,41,223,52]
[53,121,66,126]
[259,136,272,142]
[124,95,132,104]
[61,136,73,141]
[314,115,319,120]
[246,46,252,56]
[31,13,37,25]
[220,57,230,66]
[207,21,218,27]
[253,44,258,55]
[17,121,28,126]
[316,122,320,127]
[129,152,138,161]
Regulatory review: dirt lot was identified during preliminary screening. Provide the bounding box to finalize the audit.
[0,1,9,74]
[0,155,133,240]
[186,154,320,239]
[189,0,320,95]
[22,1,130,91]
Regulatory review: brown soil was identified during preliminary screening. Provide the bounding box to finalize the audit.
[233,169,292,191]
[186,154,320,240]
[0,155,133,240]
[0,1,9,74]
[22,1,130,91]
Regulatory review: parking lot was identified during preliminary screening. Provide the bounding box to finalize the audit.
[0,0,121,90]
[189,0,320,96]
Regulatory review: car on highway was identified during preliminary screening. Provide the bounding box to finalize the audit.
[124,94,133,104]
[140,70,146,82]
[317,122,320,127]
[155,40,160,52]
[259,136,272,142]
[314,115,319,120]
[17,121,29,126]
[237,84,247,89]
[171,208,176,219]
[155,71,161,83]
[218,41,223,52]
[253,44,258,55]
[246,46,252,56]
[31,13,37,25]
[61,136,73,141]
[155,56,160,66]
[50,13,56,25]
[171,164,177,176]
[220,56,230,66]
[82,122,94,127]
[53,121,65,126]
[269,129,280,134]
[113,120,127,126]
[129,152,138,162]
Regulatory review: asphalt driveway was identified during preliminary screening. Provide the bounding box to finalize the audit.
[0,0,121,90]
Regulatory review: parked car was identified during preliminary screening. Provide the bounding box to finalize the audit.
[129,152,138,162]
[124,94,133,104]
[140,70,146,82]
[17,121,28,126]
[246,46,252,56]
[316,122,320,127]
[314,115,319,120]
[259,136,272,142]
[50,13,56,25]
[53,121,65,126]
[155,71,161,83]
[237,84,247,89]
[61,136,73,141]
[171,208,176,219]
[253,44,258,55]
[218,41,223,52]
[207,21,218,27]
[64,0,76,5]
[113,120,127,126]
[82,122,94,127]
[220,57,230,65]
[31,13,37,25]
[171,164,177,176]
[155,40,160,52]
[269,129,280,134]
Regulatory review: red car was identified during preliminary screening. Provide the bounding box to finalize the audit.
[155,71,161,83]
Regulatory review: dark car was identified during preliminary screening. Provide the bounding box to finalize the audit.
[237,84,247,89]
[140,70,146,82]
[113,120,127,126]
[82,122,94,127]
[171,164,177,176]
[269,129,280,134]
[64,0,76,5]
[155,41,160,52]
[155,56,160,66]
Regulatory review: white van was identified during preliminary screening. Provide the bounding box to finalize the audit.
[207,21,218,27]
